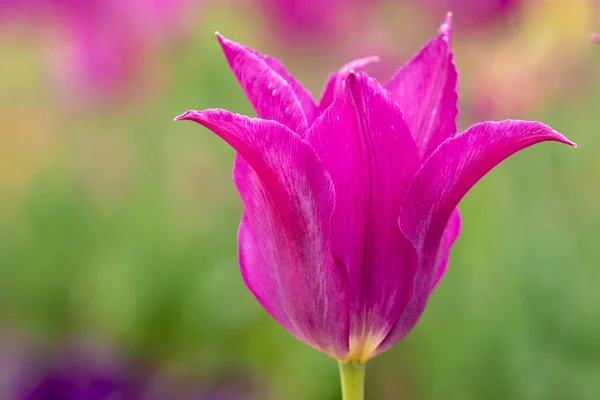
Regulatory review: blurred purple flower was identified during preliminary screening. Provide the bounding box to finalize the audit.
[591,33,600,43]
[1,0,192,100]
[251,0,522,45]
[421,0,522,29]
[1,334,259,400]
[12,341,145,400]
[252,0,371,44]
[176,14,574,363]
[195,392,244,400]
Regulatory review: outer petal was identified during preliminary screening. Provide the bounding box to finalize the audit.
[307,72,420,361]
[384,13,458,160]
[176,109,349,358]
[378,120,575,352]
[431,208,461,290]
[318,56,380,113]
[217,34,311,136]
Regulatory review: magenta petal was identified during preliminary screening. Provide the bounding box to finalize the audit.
[240,41,320,125]
[431,208,461,291]
[259,54,320,126]
[216,34,311,136]
[378,120,575,352]
[385,13,458,160]
[318,56,380,113]
[307,72,420,360]
[176,109,349,358]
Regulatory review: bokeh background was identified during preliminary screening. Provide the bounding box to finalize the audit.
[1,0,599,399]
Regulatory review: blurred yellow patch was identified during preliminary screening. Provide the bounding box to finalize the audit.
[463,0,595,119]
[0,108,60,199]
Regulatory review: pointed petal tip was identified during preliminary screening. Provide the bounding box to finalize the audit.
[444,11,453,24]
[544,126,576,148]
[557,136,577,148]
[549,126,576,148]
[440,12,453,39]
[174,110,194,122]
[215,32,228,46]
[497,120,576,148]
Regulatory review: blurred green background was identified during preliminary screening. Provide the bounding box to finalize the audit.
[1,0,599,399]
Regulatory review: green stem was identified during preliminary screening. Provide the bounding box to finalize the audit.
[338,361,366,400]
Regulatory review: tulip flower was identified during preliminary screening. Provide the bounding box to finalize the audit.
[176,14,574,400]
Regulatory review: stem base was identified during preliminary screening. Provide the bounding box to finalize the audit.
[338,361,365,400]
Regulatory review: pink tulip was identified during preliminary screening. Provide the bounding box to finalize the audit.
[176,14,574,364]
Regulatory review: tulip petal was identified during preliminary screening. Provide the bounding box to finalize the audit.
[378,120,575,351]
[217,34,311,136]
[385,13,458,159]
[431,208,461,290]
[259,53,320,126]
[176,109,349,358]
[318,56,380,113]
[239,41,320,125]
[307,72,420,360]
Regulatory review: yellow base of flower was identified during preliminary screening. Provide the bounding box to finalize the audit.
[344,333,386,363]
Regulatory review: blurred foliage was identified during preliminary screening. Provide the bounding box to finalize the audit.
[1,1,600,399]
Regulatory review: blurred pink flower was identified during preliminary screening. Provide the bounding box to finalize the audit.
[420,0,522,29]
[251,0,523,45]
[1,0,193,100]
[252,0,372,45]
